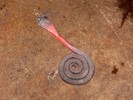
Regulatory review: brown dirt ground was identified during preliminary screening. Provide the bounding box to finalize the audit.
[0,0,133,100]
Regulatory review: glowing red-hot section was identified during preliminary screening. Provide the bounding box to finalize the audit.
[37,16,83,55]
[42,22,76,52]
[43,23,59,37]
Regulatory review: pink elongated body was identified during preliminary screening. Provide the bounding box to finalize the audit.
[43,22,73,50]
[37,16,82,55]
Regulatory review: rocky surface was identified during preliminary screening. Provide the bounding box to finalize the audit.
[0,0,133,100]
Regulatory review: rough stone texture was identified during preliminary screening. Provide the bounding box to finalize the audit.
[0,0,133,100]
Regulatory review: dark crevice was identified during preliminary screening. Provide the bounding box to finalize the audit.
[0,4,5,10]
[111,65,119,74]
[117,0,133,27]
